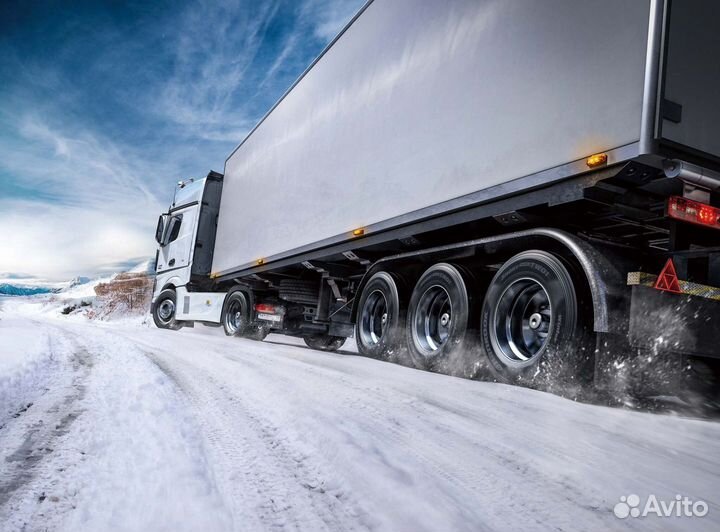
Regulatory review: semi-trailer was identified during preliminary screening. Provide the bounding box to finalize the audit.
[151,0,720,394]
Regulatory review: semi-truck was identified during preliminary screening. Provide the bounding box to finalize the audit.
[151,0,720,395]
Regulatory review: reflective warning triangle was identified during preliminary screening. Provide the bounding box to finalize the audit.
[654,259,682,294]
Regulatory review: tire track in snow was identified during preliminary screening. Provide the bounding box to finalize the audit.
[3,321,235,532]
[111,327,720,532]
[121,333,599,530]
[0,330,91,513]
[139,340,502,532]
[144,349,373,532]
[211,347,591,531]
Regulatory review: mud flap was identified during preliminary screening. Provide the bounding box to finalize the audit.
[628,285,719,359]
[594,286,719,397]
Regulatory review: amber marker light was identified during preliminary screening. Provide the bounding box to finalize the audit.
[586,153,608,168]
[352,228,365,236]
[257,258,265,265]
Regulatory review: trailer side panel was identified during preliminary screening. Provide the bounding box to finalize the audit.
[213,0,651,276]
[659,0,720,161]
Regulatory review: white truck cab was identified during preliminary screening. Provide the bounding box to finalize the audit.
[152,172,226,329]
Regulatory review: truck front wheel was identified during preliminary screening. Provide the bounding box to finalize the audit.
[480,250,593,389]
[152,288,184,330]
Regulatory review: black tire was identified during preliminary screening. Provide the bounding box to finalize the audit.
[480,250,593,388]
[304,334,346,352]
[405,263,474,371]
[152,288,183,330]
[222,291,251,337]
[355,271,405,360]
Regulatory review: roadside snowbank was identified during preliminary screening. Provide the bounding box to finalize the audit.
[0,316,67,427]
[0,318,232,532]
[55,327,232,532]
[0,277,152,326]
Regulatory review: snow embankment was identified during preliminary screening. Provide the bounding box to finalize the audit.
[53,326,231,532]
[0,269,153,325]
[0,318,230,532]
[0,316,67,427]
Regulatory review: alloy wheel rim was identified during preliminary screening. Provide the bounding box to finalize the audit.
[224,299,244,333]
[492,278,552,364]
[413,285,452,355]
[158,299,175,322]
[360,289,388,346]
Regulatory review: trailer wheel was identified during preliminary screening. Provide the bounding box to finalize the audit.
[304,334,346,352]
[406,263,473,371]
[355,271,405,360]
[152,288,183,330]
[480,250,593,387]
[222,291,251,337]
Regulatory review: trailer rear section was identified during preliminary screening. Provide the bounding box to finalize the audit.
[151,0,720,399]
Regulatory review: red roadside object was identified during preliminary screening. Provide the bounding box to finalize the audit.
[654,259,682,294]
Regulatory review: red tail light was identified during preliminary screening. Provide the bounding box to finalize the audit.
[667,196,720,230]
[255,303,276,313]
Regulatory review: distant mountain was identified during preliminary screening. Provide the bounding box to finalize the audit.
[0,263,153,298]
[0,283,55,296]
[128,259,155,274]
[66,276,92,288]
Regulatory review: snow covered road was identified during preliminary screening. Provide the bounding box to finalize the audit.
[1,311,719,532]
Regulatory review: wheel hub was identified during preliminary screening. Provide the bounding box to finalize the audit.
[528,312,542,330]
[412,285,452,355]
[224,299,245,334]
[492,278,552,364]
[360,290,388,346]
[440,312,451,327]
[158,299,175,321]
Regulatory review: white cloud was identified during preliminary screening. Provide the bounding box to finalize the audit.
[0,200,155,280]
[0,114,164,279]
[304,0,365,41]
[156,0,281,141]
[5,114,160,207]
[156,0,365,140]
[0,0,367,280]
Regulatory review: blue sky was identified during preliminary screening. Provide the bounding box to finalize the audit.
[0,0,365,280]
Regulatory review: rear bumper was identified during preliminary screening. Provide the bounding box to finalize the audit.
[628,285,720,359]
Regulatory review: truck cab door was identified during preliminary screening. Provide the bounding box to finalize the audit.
[156,206,197,272]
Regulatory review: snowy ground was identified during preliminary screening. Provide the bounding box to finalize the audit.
[1,298,718,532]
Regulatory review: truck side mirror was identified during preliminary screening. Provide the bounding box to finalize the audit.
[155,214,168,245]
